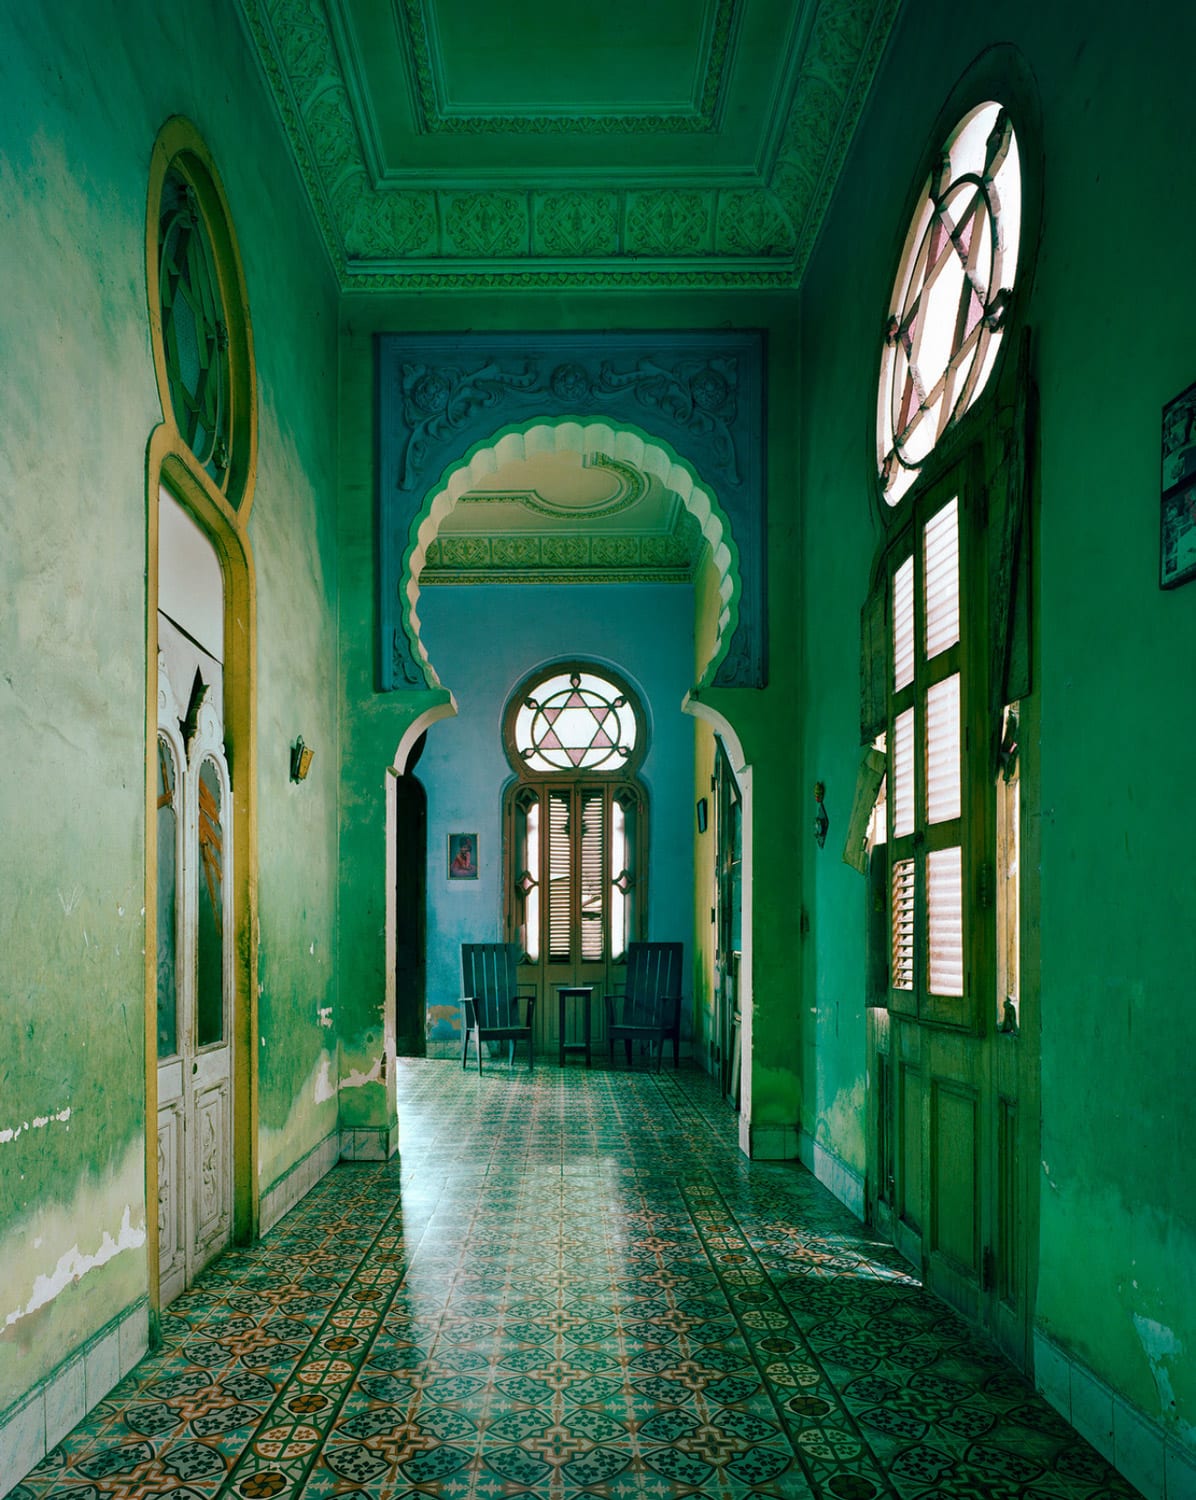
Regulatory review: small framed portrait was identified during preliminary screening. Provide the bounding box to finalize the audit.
[447,832,479,880]
[1161,379,1196,588]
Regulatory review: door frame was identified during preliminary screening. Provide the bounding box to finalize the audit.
[145,445,258,1313]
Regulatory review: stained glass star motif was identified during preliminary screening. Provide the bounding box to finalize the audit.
[514,671,637,773]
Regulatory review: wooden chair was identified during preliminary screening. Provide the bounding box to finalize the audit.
[461,943,536,1073]
[605,941,683,1072]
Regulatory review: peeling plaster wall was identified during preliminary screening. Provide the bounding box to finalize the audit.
[0,0,339,1418]
[797,0,1195,1446]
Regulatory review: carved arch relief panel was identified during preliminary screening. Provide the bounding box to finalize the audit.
[156,619,234,1303]
[376,331,766,691]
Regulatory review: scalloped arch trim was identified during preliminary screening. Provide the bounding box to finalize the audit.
[401,419,739,690]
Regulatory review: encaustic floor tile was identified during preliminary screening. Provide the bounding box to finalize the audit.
[13,1061,1142,1500]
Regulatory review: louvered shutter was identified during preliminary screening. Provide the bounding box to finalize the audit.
[548,791,571,962]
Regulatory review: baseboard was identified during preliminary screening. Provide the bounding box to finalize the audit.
[747,1122,800,1161]
[339,1123,398,1161]
[0,1298,149,1499]
[1033,1328,1196,1500]
[798,1128,866,1220]
[259,1127,342,1235]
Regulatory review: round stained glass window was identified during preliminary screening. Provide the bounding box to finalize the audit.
[512,668,640,774]
[158,168,231,487]
[878,102,1022,507]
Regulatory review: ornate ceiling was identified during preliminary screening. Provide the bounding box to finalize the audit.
[237,0,900,291]
[421,449,701,584]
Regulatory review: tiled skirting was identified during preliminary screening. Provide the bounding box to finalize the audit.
[1034,1328,1196,1500]
[0,1298,148,1500]
[338,1122,398,1160]
[260,1127,342,1235]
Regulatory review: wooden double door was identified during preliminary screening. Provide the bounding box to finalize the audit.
[505,778,646,1056]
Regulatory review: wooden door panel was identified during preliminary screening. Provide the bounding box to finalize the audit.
[192,1080,231,1269]
[930,1078,979,1274]
[156,1084,185,1307]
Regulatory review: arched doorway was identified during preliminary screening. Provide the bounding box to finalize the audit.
[145,118,259,1305]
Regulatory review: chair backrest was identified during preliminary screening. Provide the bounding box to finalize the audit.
[461,943,521,1029]
[622,941,684,1026]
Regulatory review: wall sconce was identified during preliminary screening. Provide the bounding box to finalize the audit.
[813,781,829,848]
[696,797,708,834]
[290,737,315,783]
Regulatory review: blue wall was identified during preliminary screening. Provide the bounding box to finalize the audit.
[414,582,696,1044]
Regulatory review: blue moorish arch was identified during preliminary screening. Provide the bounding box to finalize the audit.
[376,331,767,691]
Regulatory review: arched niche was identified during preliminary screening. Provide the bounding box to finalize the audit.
[400,418,740,693]
[376,330,766,692]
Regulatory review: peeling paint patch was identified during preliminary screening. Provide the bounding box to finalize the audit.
[4,1206,145,1328]
[1133,1314,1183,1421]
[314,1056,336,1104]
[0,1105,71,1145]
[317,1006,332,1028]
[338,1057,382,1090]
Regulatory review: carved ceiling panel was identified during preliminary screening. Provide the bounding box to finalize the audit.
[236,0,900,289]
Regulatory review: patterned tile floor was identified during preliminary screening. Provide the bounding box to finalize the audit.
[14,1059,1141,1500]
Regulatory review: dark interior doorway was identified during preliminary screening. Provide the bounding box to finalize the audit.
[394,734,427,1056]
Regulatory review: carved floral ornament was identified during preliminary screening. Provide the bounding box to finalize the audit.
[398,356,740,492]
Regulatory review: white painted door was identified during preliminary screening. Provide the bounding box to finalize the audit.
[155,492,233,1305]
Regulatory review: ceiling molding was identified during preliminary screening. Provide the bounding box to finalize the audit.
[236,0,901,290]
[400,0,737,135]
[458,454,650,519]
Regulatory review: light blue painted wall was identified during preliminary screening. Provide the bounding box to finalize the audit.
[414,583,696,1038]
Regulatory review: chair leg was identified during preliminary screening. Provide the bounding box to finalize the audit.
[527,1035,534,1071]
[476,1028,483,1075]
[672,1032,680,1069]
[462,1029,469,1069]
[624,1038,632,1067]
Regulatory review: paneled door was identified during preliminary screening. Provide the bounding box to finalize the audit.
[155,492,233,1306]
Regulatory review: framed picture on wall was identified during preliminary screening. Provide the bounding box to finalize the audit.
[1161,379,1196,588]
[447,832,479,880]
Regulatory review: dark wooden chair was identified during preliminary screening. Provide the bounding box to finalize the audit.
[605,941,684,1072]
[461,943,536,1073]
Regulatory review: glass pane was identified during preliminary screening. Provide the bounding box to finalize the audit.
[926,674,962,824]
[892,707,915,838]
[548,790,571,962]
[891,858,915,990]
[156,739,179,1057]
[196,759,225,1048]
[924,497,960,658]
[893,556,915,691]
[610,796,627,962]
[928,846,964,996]
[517,795,540,963]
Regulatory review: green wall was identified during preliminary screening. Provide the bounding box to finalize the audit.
[797,0,1196,1440]
[336,292,805,1145]
[0,0,340,1413]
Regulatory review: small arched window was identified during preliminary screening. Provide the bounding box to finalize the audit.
[877,101,1022,507]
